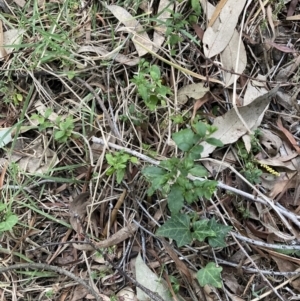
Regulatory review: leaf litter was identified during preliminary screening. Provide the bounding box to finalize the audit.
[1,1,300,301]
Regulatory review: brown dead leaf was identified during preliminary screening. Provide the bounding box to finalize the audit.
[191,92,212,121]
[161,239,192,283]
[265,40,298,53]
[277,117,300,154]
[192,23,204,41]
[287,0,299,17]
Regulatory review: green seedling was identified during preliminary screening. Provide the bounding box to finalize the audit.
[131,60,172,111]
[106,151,138,184]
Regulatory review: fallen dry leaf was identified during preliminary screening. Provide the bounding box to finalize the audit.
[243,76,268,105]
[201,86,279,157]
[176,82,209,106]
[0,29,25,59]
[106,5,152,57]
[202,0,247,58]
[221,29,247,87]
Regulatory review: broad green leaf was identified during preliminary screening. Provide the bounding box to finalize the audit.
[208,218,232,248]
[0,214,18,232]
[142,166,166,178]
[54,130,65,140]
[205,138,224,147]
[168,185,184,214]
[0,203,6,211]
[156,214,192,247]
[172,128,195,151]
[193,122,207,138]
[105,154,115,166]
[188,145,204,160]
[150,65,161,81]
[192,220,216,241]
[130,157,138,164]
[196,262,223,288]
[116,168,125,184]
[188,165,207,177]
[142,166,168,195]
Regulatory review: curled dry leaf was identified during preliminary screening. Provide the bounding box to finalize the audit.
[176,82,209,106]
[201,86,279,157]
[106,5,152,57]
[201,0,246,58]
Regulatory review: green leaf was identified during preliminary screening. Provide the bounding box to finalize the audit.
[207,218,232,248]
[172,128,195,151]
[168,185,184,214]
[191,0,201,15]
[156,214,192,247]
[205,138,224,147]
[150,65,161,81]
[54,130,65,140]
[196,262,223,288]
[192,219,216,241]
[0,214,18,232]
[142,166,168,195]
[193,122,207,138]
[188,165,207,177]
[116,168,125,184]
[0,203,6,211]
[130,157,138,164]
[188,145,204,160]
[105,153,116,166]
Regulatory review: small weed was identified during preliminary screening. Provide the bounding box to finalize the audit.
[131,59,172,111]
[106,151,139,184]
[31,110,75,143]
[54,116,75,143]
[236,131,263,184]
[0,203,18,233]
